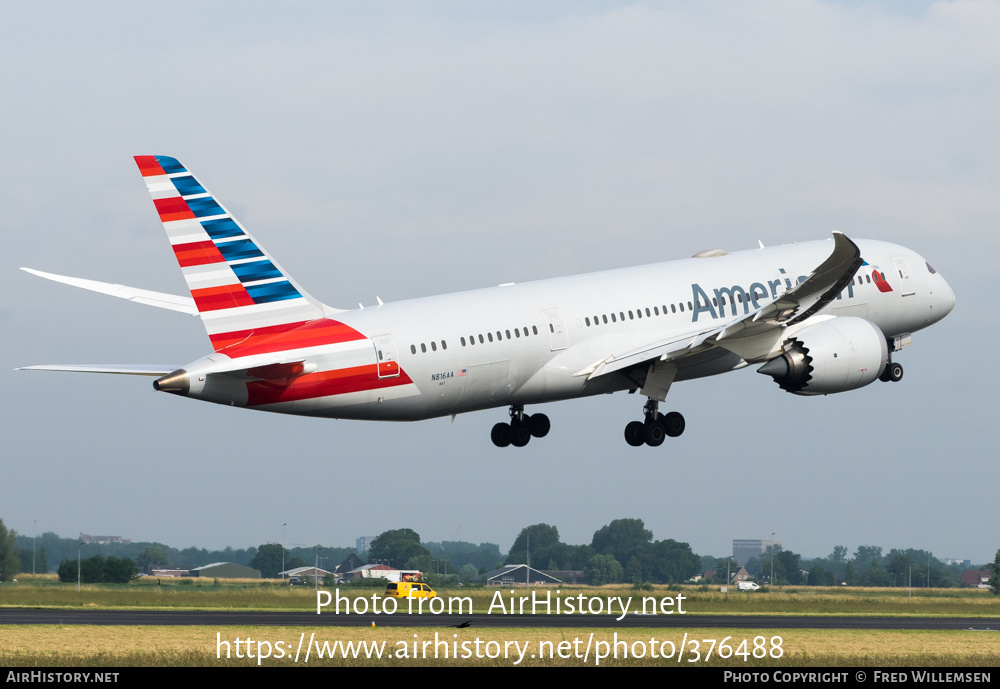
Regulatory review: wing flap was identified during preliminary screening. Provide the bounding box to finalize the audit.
[585,232,863,379]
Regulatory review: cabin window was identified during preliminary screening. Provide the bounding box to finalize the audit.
[654,306,660,316]
[410,345,416,354]
[585,317,590,327]
[505,330,511,339]
[430,341,437,351]
[611,313,617,323]
[679,303,684,313]
[515,327,521,337]
[478,334,484,344]
[645,307,651,317]
[488,332,494,342]
[532,325,538,335]
[441,340,447,350]
[497,331,502,340]
[461,337,466,347]
[420,343,427,353]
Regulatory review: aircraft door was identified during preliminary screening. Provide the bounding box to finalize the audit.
[891,257,915,296]
[373,334,400,378]
[542,308,568,351]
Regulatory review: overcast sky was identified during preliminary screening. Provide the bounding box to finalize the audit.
[3,1,997,564]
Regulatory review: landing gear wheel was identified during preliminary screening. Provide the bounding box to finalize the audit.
[528,413,550,438]
[510,422,531,447]
[643,420,666,447]
[491,423,512,448]
[887,362,903,382]
[880,362,903,382]
[663,411,685,437]
[624,421,645,447]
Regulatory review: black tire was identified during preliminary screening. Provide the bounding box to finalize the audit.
[491,422,512,448]
[663,411,685,437]
[644,420,666,447]
[624,421,645,447]
[510,421,531,447]
[528,413,550,438]
[888,362,903,382]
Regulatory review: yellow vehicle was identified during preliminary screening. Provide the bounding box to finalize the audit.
[384,581,436,599]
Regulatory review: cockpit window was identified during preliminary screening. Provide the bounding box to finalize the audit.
[926,262,937,274]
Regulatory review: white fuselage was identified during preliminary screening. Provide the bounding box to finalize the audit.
[179,237,954,421]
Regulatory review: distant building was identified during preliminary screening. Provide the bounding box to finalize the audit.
[730,566,752,583]
[356,536,376,554]
[480,564,561,586]
[343,564,423,583]
[280,566,330,580]
[80,534,131,546]
[191,562,260,579]
[733,539,780,567]
[961,570,991,589]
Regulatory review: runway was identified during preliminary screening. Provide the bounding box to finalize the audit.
[2,609,997,630]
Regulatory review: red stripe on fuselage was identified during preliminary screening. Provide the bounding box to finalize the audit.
[245,365,412,406]
[172,240,226,267]
[209,321,309,351]
[190,284,256,311]
[134,155,166,177]
[155,197,196,222]
[219,318,368,358]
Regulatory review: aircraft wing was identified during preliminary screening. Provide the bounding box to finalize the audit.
[16,365,177,376]
[584,232,863,380]
[21,267,198,316]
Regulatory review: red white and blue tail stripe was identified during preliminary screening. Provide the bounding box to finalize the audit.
[134,155,337,351]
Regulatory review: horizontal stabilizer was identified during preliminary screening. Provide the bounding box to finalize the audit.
[21,267,198,316]
[16,365,177,376]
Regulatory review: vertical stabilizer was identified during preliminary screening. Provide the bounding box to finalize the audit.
[134,155,339,351]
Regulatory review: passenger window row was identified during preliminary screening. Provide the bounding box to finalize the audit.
[584,300,700,327]
[409,324,541,355]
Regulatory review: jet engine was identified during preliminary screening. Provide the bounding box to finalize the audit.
[757,317,888,395]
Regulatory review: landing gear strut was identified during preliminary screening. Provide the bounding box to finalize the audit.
[624,399,685,447]
[491,405,550,448]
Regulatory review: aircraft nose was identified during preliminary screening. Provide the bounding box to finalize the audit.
[929,271,955,323]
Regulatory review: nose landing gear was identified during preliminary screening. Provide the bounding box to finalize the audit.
[491,405,551,448]
[624,399,685,447]
[879,361,903,383]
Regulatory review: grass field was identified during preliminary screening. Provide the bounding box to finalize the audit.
[2,578,997,666]
[2,576,998,617]
[0,625,997,667]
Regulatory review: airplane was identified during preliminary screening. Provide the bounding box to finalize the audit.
[18,155,956,447]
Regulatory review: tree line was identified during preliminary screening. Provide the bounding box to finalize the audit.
[3,517,999,592]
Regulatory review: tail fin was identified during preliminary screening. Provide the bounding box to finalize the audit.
[134,155,340,351]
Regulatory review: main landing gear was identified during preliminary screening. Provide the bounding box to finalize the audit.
[624,399,685,447]
[879,360,904,383]
[491,405,551,448]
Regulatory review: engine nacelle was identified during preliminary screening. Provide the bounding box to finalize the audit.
[757,317,888,396]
